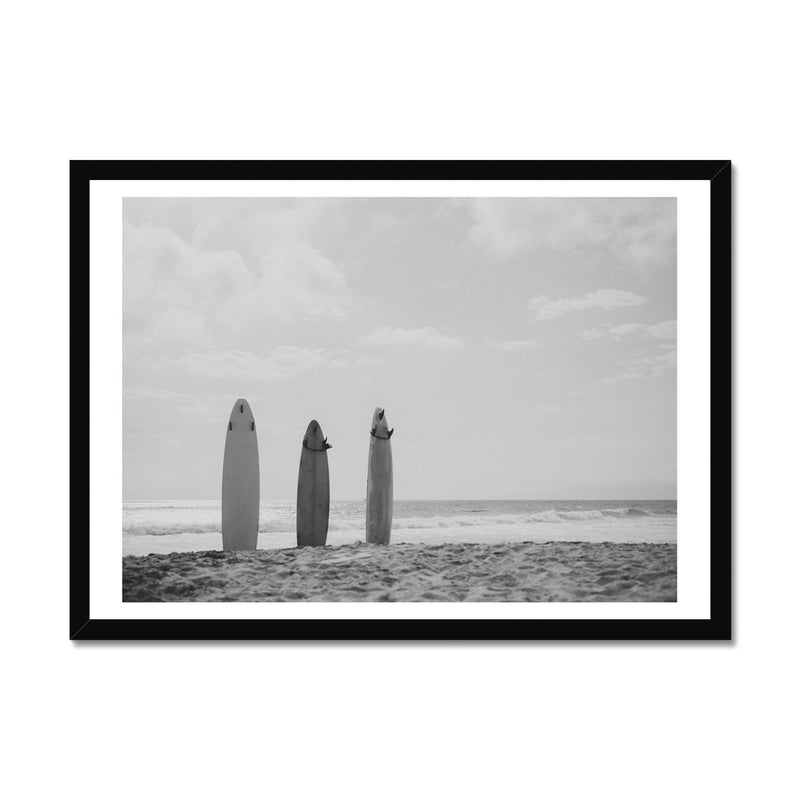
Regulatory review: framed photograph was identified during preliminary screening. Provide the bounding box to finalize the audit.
[71,160,731,640]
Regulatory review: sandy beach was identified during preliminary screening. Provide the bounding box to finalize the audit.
[122,541,677,602]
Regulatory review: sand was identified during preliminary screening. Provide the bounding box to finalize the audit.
[122,541,677,602]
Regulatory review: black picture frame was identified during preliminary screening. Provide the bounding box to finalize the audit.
[70,160,731,641]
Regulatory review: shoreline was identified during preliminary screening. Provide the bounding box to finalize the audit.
[123,540,677,603]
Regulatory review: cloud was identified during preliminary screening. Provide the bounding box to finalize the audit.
[467,197,676,272]
[356,326,464,351]
[606,320,677,341]
[577,318,677,383]
[604,346,677,384]
[123,213,350,357]
[645,320,677,339]
[608,323,646,338]
[492,339,541,351]
[162,347,330,381]
[529,289,647,320]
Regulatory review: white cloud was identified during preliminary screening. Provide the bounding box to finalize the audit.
[577,318,677,383]
[609,323,646,339]
[123,215,350,357]
[605,320,677,341]
[356,326,464,351]
[467,197,676,272]
[529,289,647,320]
[604,346,677,384]
[256,240,348,320]
[646,320,677,339]
[493,339,541,351]
[163,347,329,381]
[653,348,677,369]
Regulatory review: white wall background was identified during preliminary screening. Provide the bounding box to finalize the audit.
[1,2,793,798]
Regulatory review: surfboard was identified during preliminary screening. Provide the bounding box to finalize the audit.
[221,398,260,551]
[296,420,332,547]
[366,407,393,544]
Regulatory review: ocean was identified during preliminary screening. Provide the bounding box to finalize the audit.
[122,499,677,556]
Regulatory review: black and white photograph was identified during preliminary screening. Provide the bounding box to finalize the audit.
[72,160,729,639]
[121,194,680,604]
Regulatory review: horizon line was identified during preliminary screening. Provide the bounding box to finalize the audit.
[123,497,678,503]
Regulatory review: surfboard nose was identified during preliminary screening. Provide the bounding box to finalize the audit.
[371,407,392,438]
[228,398,254,426]
[304,419,326,449]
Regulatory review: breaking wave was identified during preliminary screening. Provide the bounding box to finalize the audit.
[124,506,671,537]
[332,507,666,530]
[124,523,221,537]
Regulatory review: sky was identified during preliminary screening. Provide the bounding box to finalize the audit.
[123,197,677,501]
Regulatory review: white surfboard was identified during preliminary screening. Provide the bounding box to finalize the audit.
[296,420,332,547]
[366,407,393,544]
[221,398,260,551]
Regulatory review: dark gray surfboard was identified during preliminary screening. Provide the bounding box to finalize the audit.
[296,420,331,547]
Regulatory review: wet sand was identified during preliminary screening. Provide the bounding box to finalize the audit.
[122,541,677,602]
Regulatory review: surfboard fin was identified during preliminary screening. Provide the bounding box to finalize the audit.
[388,428,394,438]
[240,404,244,413]
[302,436,330,452]
[378,410,384,420]
[229,422,232,431]
[251,421,255,431]
[370,426,377,437]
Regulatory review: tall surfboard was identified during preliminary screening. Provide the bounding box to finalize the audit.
[221,398,260,551]
[366,407,393,544]
[296,420,332,547]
